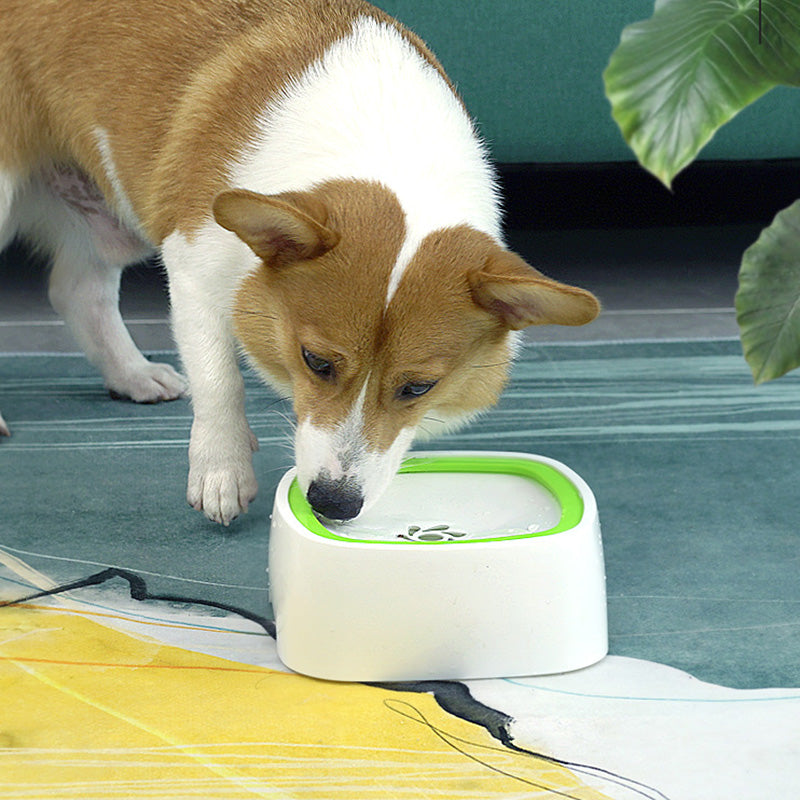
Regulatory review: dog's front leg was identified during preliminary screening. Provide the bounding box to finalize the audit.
[161,230,259,526]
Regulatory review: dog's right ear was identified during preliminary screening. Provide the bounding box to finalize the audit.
[213,189,340,267]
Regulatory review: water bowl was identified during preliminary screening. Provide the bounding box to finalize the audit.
[268,451,607,682]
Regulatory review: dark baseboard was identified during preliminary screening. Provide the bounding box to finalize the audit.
[497,159,800,230]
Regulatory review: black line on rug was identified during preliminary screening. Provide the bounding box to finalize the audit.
[3,567,670,799]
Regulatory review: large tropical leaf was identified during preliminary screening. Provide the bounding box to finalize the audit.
[605,0,800,187]
[736,200,800,384]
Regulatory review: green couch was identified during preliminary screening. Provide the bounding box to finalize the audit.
[377,1,799,164]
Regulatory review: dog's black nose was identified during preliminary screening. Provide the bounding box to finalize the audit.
[307,478,364,521]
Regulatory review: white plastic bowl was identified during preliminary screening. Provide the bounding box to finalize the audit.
[269,450,607,682]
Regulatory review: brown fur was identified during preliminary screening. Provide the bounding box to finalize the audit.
[0,0,446,242]
[1,0,600,522]
[226,179,599,454]
[231,180,406,425]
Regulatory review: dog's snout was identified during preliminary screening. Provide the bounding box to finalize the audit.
[307,478,364,521]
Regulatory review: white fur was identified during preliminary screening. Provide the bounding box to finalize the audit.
[223,16,507,517]
[294,377,371,490]
[292,375,415,510]
[1,168,184,410]
[92,127,145,235]
[2,16,507,521]
[230,16,503,303]
[295,419,415,517]
[161,225,261,524]
[359,426,416,513]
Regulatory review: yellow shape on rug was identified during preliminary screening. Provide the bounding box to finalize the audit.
[0,605,611,799]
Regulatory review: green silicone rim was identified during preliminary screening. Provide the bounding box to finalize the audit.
[286,454,585,545]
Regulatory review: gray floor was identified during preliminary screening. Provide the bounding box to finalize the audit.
[510,224,751,343]
[0,224,754,352]
[5,223,800,692]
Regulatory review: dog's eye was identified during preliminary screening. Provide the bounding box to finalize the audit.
[302,348,334,380]
[398,381,437,400]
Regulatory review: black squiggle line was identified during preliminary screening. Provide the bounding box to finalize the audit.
[370,680,514,745]
[504,740,672,800]
[0,567,276,637]
[382,698,587,799]
[371,684,671,800]
[2,569,670,799]
[382,698,670,800]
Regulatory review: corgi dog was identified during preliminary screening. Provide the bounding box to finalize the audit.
[0,0,599,524]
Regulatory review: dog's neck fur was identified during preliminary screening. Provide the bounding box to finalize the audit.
[229,16,503,303]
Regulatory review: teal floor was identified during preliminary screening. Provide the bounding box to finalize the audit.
[1,338,798,689]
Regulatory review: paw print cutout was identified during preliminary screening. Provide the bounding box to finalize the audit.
[397,524,468,542]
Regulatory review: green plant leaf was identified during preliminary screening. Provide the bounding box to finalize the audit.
[736,200,800,384]
[604,0,800,187]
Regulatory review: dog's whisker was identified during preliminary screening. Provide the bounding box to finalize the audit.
[279,438,295,455]
[271,409,298,432]
[278,429,296,452]
[470,360,512,369]
[262,461,295,476]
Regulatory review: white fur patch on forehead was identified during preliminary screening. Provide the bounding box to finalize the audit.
[229,15,503,299]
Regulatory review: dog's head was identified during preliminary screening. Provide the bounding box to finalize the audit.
[214,180,599,521]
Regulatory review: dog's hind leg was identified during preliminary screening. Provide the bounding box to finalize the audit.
[48,252,186,404]
[26,170,187,403]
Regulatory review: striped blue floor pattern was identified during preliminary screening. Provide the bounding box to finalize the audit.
[1,338,798,689]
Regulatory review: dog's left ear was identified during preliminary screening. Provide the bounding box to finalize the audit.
[469,249,600,330]
[213,189,340,267]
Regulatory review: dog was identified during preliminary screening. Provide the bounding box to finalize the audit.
[0,0,599,524]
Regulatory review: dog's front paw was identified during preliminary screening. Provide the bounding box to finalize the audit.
[107,361,187,404]
[187,463,258,526]
[0,409,9,437]
[187,425,258,526]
